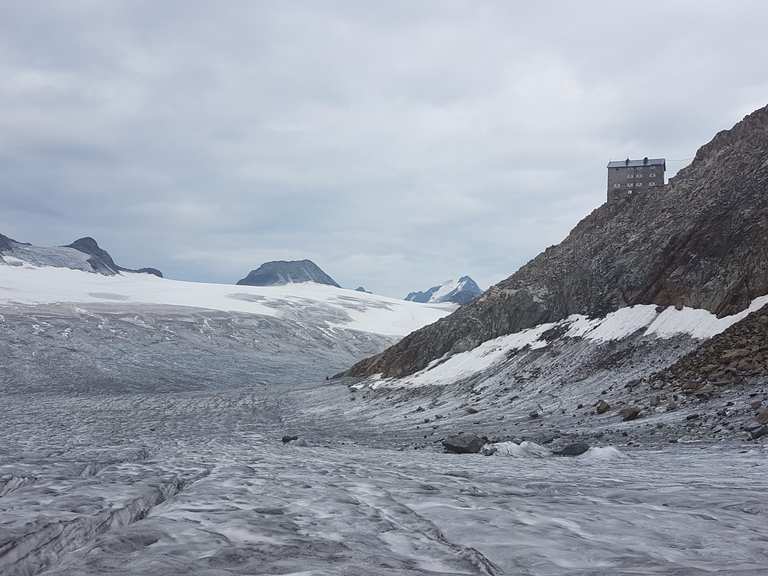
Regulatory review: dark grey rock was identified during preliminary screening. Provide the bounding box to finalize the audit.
[596,399,610,414]
[442,433,485,454]
[282,435,299,444]
[237,260,339,287]
[553,442,590,457]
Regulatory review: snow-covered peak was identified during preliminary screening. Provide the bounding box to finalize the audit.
[405,276,483,305]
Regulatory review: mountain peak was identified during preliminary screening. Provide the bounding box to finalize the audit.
[405,276,482,305]
[236,260,340,287]
[65,236,163,277]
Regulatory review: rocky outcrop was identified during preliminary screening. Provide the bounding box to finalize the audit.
[652,305,768,392]
[66,237,163,277]
[405,276,483,305]
[237,260,340,287]
[442,433,485,454]
[344,104,768,379]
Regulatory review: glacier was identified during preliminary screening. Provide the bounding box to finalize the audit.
[1,263,767,575]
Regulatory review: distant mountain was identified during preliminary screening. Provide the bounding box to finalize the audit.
[0,234,162,277]
[405,276,483,305]
[355,286,372,294]
[66,237,163,277]
[237,260,340,287]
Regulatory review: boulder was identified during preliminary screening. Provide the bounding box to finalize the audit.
[442,433,485,454]
[595,399,610,414]
[553,442,590,457]
[281,435,299,444]
[619,406,642,421]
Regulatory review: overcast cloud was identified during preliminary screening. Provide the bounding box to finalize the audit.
[1,0,767,296]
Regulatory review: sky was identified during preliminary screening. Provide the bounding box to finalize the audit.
[1,1,767,297]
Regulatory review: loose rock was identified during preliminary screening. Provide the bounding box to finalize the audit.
[553,442,590,457]
[442,433,485,454]
[619,406,642,421]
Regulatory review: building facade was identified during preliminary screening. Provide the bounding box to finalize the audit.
[607,157,665,202]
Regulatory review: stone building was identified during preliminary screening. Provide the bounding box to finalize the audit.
[607,157,665,202]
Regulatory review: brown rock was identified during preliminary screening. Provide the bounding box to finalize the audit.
[619,406,642,421]
[756,408,768,425]
[595,399,610,414]
[721,348,751,361]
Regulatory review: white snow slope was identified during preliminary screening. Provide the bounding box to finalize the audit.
[367,296,768,388]
[0,261,452,336]
[429,277,470,302]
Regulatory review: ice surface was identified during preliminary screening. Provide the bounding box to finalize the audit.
[2,259,768,575]
[1,387,766,576]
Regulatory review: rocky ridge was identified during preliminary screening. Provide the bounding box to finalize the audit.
[66,237,163,277]
[345,104,768,379]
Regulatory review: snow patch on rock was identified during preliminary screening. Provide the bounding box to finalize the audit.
[367,297,768,388]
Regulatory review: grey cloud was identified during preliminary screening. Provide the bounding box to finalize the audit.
[1,1,767,297]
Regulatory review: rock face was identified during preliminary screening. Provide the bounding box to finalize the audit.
[405,276,483,305]
[345,104,768,379]
[237,260,340,287]
[355,286,372,294]
[0,234,162,277]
